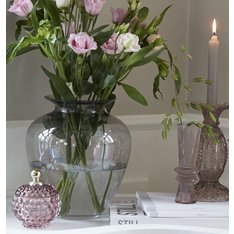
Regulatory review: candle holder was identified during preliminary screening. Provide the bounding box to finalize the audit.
[195,103,229,201]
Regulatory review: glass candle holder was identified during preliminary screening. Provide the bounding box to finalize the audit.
[195,104,229,201]
[11,170,61,228]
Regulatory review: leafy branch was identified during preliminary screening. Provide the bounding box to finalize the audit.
[160,65,217,142]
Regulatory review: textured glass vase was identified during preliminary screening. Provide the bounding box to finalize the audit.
[26,96,131,219]
[195,104,229,201]
[175,124,201,204]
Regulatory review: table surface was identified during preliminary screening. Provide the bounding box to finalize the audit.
[6,196,229,233]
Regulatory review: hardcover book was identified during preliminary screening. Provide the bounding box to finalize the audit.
[109,197,151,225]
[109,196,229,228]
[136,192,229,218]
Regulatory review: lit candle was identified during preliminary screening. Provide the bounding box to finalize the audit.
[207,19,220,105]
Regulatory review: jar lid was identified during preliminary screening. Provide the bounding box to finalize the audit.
[29,170,43,186]
[14,170,59,198]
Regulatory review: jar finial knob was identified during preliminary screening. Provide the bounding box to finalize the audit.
[29,170,43,186]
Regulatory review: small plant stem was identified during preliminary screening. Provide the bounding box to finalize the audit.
[101,170,113,207]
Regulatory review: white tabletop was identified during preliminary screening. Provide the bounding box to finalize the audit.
[6,196,229,234]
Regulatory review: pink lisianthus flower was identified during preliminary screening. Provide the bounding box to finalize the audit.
[8,0,33,17]
[111,8,127,24]
[68,32,97,54]
[83,0,106,16]
[101,33,120,55]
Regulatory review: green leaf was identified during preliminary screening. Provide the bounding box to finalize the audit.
[15,20,29,40]
[7,36,39,63]
[164,44,173,68]
[105,94,116,113]
[184,85,192,92]
[153,74,162,99]
[187,121,203,129]
[190,102,202,111]
[41,66,75,100]
[145,5,172,34]
[209,112,217,122]
[130,47,164,67]
[203,124,218,144]
[171,98,177,108]
[193,77,213,85]
[161,116,172,140]
[49,79,61,100]
[205,80,214,85]
[89,25,109,36]
[6,43,17,63]
[81,80,94,95]
[121,83,148,106]
[41,0,61,27]
[121,45,155,68]
[173,65,181,95]
[180,45,189,53]
[157,59,169,77]
[137,7,149,22]
[17,46,39,57]
[93,29,115,45]
[193,77,205,83]
[103,75,116,90]
[31,3,39,31]
[154,5,173,28]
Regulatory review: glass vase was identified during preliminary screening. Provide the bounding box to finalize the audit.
[195,104,229,201]
[175,124,201,204]
[26,96,131,219]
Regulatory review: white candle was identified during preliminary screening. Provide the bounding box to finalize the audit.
[207,19,220,105]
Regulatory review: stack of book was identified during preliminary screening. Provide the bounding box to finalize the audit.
[109,192,229,226]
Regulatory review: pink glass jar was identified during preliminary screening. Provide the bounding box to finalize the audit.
[11,170,61,228]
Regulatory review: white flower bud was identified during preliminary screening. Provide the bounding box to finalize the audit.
[147,34,164,52]
[56,0,70,8]
[147,34,161,44]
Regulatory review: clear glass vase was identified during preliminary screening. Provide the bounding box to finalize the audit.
[195,104,229,201]
[175,124,201,204]
[26,96,131,219]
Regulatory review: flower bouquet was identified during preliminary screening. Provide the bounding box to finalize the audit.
[7,0,181,217]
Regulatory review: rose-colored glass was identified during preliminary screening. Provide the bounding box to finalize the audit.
[195,104,229,201]
[175,124,201,204]
[11,170,61,229]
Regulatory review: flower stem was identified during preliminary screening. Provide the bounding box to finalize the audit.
[101,170,113,207]
[56,110,112,215]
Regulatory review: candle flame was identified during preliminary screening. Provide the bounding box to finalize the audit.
[212,19,217,35]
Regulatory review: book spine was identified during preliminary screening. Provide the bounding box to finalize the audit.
[110,200,155,225]
[110,216,159,225]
